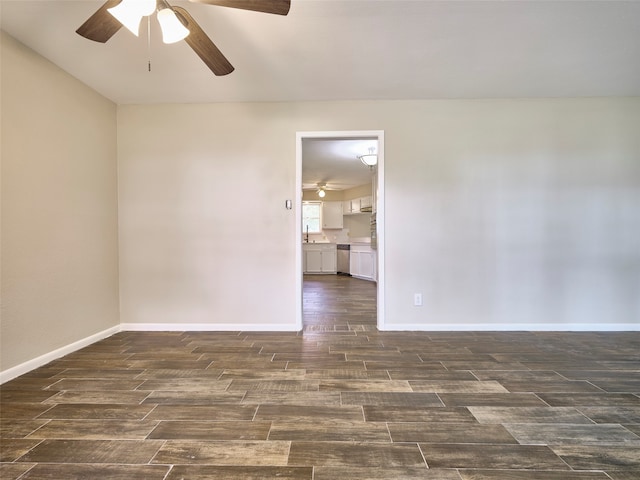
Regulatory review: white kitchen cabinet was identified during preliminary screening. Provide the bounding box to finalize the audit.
[303,243,337,274]
[322,202,343,229]
[305,250,322,272]
[343,198,361,214]
[359,250,374,278]
[350,244,376,281]
[321,249,337,272]
[343,196,373,215]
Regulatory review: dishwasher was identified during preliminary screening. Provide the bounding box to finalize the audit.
[336,244,351,275]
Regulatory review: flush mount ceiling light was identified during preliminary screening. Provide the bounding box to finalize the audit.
[317,183,326,198]
[76,0,291,76]
[358,147,378,167]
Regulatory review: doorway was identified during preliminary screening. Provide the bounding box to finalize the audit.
[295,130,385,330]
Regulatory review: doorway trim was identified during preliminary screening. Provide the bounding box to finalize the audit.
[295,130,385,330]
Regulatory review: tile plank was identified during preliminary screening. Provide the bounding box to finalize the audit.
[552,445,640,470]
[340,392,443,407]
[27,419,159,440]
[314,466,460,480]
[152,440,291,465]
[269,420,390,442]
[364,406,477,423]
[288,441,425,467]
[420,444,569,470]
[148,421,272,440]
[458,471,609,480]
[468,406,593,425]
[389,422,517,444]
[165,466,313,480]
[18,439,163,464]
[17,464,170,480]
[505,423,640,445]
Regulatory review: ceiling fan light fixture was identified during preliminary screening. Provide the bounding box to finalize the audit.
[157,7,190,44]
[316,184,326,198]
[107,0,156,36]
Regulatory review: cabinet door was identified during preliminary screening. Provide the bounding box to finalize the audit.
[350,251,360,277]
[322,202,343,229]
[305,250,323,273]
[321,250,336,273]
[360,195,372,209]
[350,198,361,213]
[371,251,377,281]
[360,252,374,280]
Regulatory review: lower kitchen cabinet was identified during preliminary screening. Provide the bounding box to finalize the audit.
[303,243,337,274]
[350,244,376,281]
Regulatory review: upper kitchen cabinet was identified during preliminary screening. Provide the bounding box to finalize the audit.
[322,201,343,229]
[343,195,373,215]
[343,198,360,214]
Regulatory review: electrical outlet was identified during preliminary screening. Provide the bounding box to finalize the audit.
[414,293,423,306]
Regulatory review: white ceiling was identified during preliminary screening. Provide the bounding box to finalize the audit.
[2,0,640,106]
[302,137,378,191]
[2,0,639,190]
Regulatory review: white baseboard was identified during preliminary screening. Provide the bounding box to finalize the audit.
[120,323,300,332]
[0,325,121,384]
[379,323,640,332]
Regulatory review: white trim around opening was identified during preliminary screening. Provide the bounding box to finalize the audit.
[295,130,385,331]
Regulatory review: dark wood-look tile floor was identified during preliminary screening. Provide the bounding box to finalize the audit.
[1,274,639,479]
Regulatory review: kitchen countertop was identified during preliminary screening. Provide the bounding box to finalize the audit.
[302,237,372,245]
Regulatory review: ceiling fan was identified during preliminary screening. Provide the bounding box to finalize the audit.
[76,0,291,76]
[302,182,350,192]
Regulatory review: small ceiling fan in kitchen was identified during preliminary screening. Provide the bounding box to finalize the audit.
[302,182,352,196]
[76,0,291,76]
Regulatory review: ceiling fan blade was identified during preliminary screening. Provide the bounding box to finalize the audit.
[189,0,290,16]
[76,0,123,43]
[172,6,234,76]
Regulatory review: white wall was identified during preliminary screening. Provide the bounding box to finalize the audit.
[1,32,120,376]
[117,103,298,329]
[386,99,640,329]
[118,98,640,331]
[344,215,371,239]
[344,184,373,201]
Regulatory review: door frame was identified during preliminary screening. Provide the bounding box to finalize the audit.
[295,130,385,330]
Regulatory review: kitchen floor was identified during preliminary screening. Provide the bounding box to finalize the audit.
[1,275,639,479]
